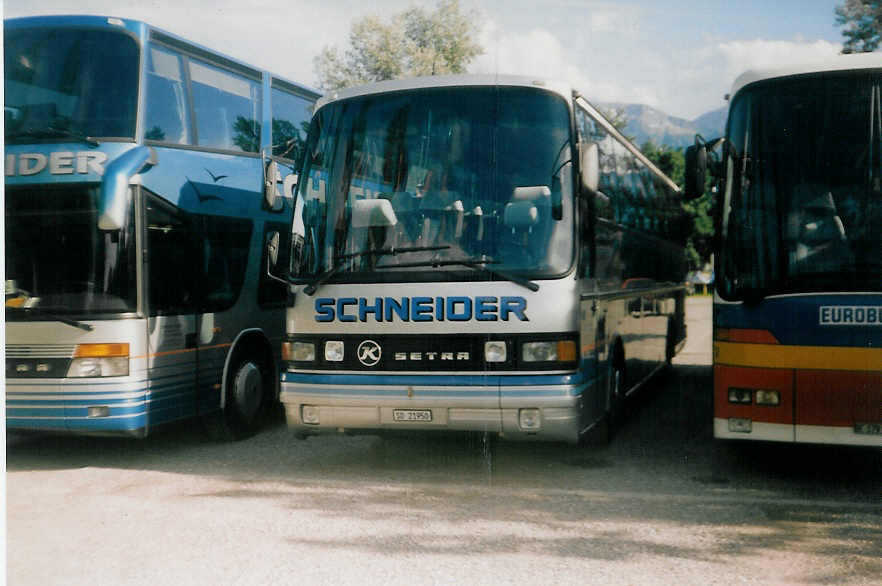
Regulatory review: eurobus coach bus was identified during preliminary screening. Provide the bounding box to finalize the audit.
[685,53,881,446]
[276,75,689,443]
[4,15,320,437]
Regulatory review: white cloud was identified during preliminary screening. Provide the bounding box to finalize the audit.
[4,1,846,120]
[712,38,843,81]
[670,38,844,118]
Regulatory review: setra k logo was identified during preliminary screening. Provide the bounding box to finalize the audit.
[357,340,382,367]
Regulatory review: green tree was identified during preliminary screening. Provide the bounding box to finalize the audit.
[602,107,630,134]
[315,0,483,90]
[642,141,714,270]
[835,0,882,52]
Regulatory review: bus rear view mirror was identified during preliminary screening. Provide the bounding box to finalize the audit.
[684,140,707,200]
[264,160,284,211]
[579,141,599,194]
[98,146,157,231]
[266,231,281,268]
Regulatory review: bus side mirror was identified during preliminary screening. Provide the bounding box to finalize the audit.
[98,146,157,231]
[264,160,284,211]
[580,141,599,194]
[267,231,280,268]
[684,141,707,200]
[264,230,290,288]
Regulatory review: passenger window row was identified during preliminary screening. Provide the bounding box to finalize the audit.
[144,44,312,157]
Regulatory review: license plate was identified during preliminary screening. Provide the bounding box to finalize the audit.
[393,409,432,422]
[854,422,882,435]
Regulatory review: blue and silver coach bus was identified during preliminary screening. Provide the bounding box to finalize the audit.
[278,75,689,443]
[4,15,319,437]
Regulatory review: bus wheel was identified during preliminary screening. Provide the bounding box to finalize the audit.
[584,355,625,445]
[598,357,625,445]
[665,318,676,364]
[205,353,267,441]
[230,358,264,428]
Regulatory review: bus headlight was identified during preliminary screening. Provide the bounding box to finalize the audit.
[728,388,753,404]
[324,341,344,362]
[67,344,129,377]
[484,341,507,362]
[521,340,576,363]
[284,341,315,362]
[755,390,781,406]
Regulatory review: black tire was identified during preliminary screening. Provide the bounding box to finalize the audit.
[204,352,269,441]
[604,359,625,443]
[582,354,625,446]
[665,318,677,365]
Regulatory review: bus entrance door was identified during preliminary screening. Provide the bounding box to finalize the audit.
[146,313,199,428]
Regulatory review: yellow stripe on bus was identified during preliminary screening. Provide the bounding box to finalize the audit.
[714,342,882,371]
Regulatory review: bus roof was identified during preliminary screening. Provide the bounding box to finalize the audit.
[730,52,881,99]
[3,14,321,99]
[315,74,574,110]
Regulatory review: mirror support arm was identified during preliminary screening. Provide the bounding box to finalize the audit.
[98,146,157,230]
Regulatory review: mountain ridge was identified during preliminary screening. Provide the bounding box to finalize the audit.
[598,102,727,149]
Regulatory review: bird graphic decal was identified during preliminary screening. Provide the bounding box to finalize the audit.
[205,168,228,182]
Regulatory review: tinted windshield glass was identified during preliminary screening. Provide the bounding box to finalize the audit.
[4,27,139,141]
[294,86,575,282]
[719,71,882,298]
[5,187,137,314]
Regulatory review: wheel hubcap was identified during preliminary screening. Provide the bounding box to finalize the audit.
[233,362,262,420]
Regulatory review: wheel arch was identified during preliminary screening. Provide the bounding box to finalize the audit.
[220,328,279,410]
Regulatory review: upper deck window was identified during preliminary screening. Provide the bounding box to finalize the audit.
[270,85,314,162]
[189,59,261,153]
[145,45,191,144]
[4,27,139,142]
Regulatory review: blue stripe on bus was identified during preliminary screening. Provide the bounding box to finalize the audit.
[281,371,586,387]
[284,386,499,398]
[282,372,501,386]
[716,294,881,347]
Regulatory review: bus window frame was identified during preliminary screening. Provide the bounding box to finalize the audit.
[143,35,265,158]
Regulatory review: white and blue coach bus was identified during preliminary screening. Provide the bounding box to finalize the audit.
[278,75,688,443]
[4,15,319,437]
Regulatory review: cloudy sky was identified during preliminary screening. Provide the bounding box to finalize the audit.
[4,0,847,119]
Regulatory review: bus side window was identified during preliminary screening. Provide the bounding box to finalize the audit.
[145,45,191,144]
[199,215,252,312]
[271,83,314,164]
[146,196,198,315]
[189,59,261,153]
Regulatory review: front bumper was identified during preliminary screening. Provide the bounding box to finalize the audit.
[280,372,590,443]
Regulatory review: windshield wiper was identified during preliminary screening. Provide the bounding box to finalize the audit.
[302,245,451,295]
[6,126,100,147]
[7,306,94,332]
[383,256,540,292]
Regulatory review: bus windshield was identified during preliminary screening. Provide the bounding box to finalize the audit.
[293,86,575,283]
[5,187,138,315]
[719,71,882,299]
[4,27,140,142]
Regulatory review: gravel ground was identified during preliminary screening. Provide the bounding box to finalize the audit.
[6,297,881,585]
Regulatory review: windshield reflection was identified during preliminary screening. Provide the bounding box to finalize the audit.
[719,72,882,298]
[4,27,139,141]
[293,86,575,282]
[5,187,137,314]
